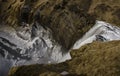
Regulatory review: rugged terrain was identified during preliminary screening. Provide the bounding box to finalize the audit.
[0,0,120,50]
[0,0,120,76]
[9,40,120,76]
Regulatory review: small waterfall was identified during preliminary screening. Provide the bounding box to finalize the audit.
[0,22,71,67]
[0,21,120,76]
[73,21,120,49]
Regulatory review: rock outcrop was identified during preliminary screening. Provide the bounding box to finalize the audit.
[0,0,120,76]
[89,0,120,26]
[0,0,120,50]
[9,40,120,76]
[0,0,95,50]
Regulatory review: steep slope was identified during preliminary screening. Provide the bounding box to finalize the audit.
[9,40,120,76]
[0,0,95,51]
[0,0,120,76]
[1,0,120,50]
[89,0,120,26]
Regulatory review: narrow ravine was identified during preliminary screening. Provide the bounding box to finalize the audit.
[0,20,120,76]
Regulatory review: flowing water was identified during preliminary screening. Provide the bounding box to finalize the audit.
[73,21,120,49]
[0,21,120,76]
[0,22,71,66]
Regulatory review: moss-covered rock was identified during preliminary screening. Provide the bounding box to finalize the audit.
[0,0,95,50]
[9,40,120,76]
[89,0,120,26]
[0,1,120,75]
[1,0,120,50]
